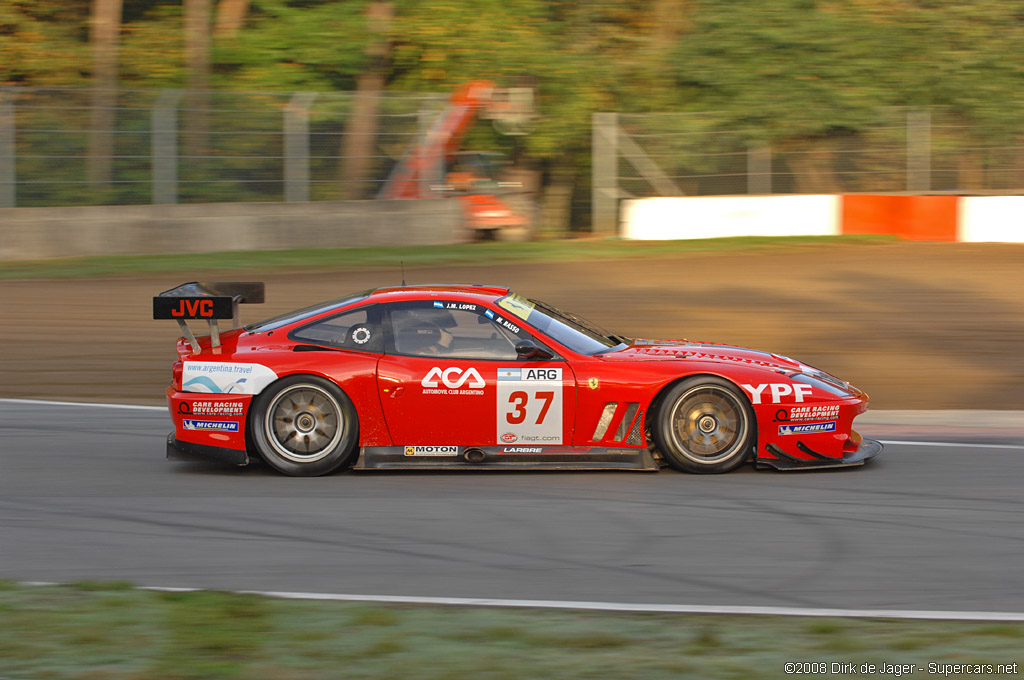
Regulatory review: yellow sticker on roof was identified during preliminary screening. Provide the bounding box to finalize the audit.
[497,293,535,321]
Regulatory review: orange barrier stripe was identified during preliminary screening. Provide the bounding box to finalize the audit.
[841,195,959,241]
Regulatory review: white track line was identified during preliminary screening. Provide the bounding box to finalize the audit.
[18,582,1024,621]
[0,398,164,412]
[3,400,1023,448]
[878,439,1024,450]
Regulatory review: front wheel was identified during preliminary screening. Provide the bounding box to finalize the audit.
[249,375,359,476]
[653,377,755,474]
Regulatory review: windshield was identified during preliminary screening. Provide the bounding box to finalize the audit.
[244,290,371,333]
[495,293,626,355]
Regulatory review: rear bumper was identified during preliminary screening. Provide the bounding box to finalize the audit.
[166,432,250,466]
[758,438,883,471]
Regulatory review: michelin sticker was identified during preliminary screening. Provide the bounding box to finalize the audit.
[182,361,278,395]
[778,422,837,436]
[183,419,240,432]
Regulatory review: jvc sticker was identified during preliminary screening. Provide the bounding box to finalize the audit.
[496,367,563,445]
[742,383,813,404]
[182,419,239,432]
[778,422,837,436]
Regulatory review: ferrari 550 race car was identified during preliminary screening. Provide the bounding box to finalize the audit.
[154,282,882,477]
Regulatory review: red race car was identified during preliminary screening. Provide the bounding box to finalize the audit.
[154,282,882,477]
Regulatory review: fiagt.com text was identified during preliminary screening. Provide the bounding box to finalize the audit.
[784,662,1019,676]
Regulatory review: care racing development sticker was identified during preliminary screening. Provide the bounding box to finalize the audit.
[775,404,841,422]
[778,422,837,436]
[497,367,563,445]
[182,419,240,432]
[182,362,278,395]
[179,400,245,416]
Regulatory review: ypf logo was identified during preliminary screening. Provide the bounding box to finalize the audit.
[421,367,485,390]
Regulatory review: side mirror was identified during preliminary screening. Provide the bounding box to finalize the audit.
[515,340,553,361]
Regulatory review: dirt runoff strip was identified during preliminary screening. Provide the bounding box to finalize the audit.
[1,240,1023,410]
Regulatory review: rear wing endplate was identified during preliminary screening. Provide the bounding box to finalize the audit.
[153,281,264,353]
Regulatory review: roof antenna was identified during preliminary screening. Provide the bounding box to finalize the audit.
[401,261,406,287]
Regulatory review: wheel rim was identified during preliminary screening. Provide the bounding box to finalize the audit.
[668,385,748,464]
[263,384,344,463]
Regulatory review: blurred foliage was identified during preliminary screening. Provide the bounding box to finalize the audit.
[3,0,1024,215]
[673,0,1024,142]
[0,0,90,86]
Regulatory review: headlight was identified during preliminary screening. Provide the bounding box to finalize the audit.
[789,371,854,398]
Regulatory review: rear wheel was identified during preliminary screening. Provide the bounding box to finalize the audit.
[249,375,358,476]
[653,377,754,474]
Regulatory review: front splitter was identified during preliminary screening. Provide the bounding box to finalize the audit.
[758,438,883,471]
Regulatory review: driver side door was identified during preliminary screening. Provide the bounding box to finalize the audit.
[375,299,576,448]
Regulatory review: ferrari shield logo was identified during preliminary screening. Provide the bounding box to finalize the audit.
[588,377,599,390]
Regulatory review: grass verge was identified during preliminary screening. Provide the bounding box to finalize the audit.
[0,581,1021,679]
[0,235,891,280]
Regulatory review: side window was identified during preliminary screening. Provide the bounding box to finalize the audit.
[290,307,382,352]
[389,303,521,360]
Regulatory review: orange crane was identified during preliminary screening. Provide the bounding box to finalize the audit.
[377,81,530,234]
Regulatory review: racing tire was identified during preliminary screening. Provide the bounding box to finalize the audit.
[653,377,755,474]
[249,375,359,477]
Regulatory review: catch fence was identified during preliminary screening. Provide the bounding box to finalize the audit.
[0,87,447,208]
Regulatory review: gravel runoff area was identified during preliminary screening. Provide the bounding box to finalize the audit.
[2,240,1023,411]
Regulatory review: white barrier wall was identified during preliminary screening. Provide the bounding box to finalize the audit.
[958,196,1024,243]
[621,195,841,240]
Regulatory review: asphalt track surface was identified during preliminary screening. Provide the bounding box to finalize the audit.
[2,400,1024,616]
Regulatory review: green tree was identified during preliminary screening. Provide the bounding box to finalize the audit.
[0,1,90,86]
[671,0,1024,191]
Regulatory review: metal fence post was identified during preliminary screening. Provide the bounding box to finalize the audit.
[285,92,317,202]
[0,89,14,208]
[907,109,931,193]
[592,112,619,235]
[152,90,183,204]
[748,146,772,194]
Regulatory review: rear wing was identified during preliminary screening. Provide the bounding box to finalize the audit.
[153,281,264,353]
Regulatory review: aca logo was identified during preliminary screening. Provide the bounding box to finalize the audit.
[421,367,485,389]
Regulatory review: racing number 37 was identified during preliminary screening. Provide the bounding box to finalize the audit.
[496,368,564,445]
[506,391,554,425]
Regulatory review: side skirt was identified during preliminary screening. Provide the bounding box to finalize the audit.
[354,446,660,471]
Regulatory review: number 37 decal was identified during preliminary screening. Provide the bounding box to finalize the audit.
[506,390,554,425]
[496,368,563,445]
